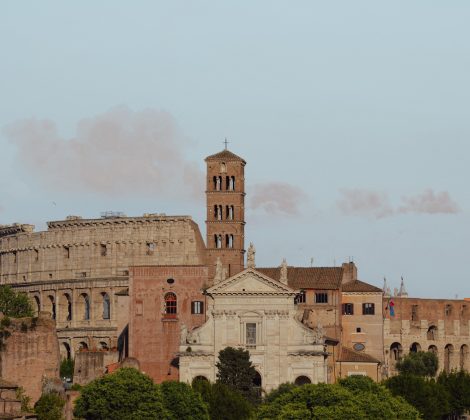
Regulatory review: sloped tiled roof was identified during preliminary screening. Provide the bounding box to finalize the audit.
[205,149,246,163]
[339,347,381,364]
[342,279,382,293]
[257,267,343,290]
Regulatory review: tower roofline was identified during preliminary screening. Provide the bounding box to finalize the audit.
[205,149,246,164]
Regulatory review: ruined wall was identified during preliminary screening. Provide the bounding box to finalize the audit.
[0,312,60,403]
[0,215,206,359]
[384,297,470,376]
[73,350,119,385]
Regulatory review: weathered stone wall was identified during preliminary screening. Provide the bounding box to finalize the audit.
[0,215,206,359]
[73,350,119,385]
[0,312,60,403]
[383,296,470,376]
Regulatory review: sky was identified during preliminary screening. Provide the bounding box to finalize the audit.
[0,1,469,298]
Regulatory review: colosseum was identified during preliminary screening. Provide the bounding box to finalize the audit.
[0,214,207,360]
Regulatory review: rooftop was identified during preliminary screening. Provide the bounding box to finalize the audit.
[342,279,383,293]
[339,347,381,364]
[205,149,246,163]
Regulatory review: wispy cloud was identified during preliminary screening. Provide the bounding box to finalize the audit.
[4,106,204,199]
[337,189,394,219]
[398,189,459,214]
[250,182,307,215]
[338,188,459,218]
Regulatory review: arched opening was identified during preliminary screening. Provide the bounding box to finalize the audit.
[77,342,88,352]
[102,293,110,320]
[427,325,437,340]
[390,342,403,362]
[294,376,312,385]
[444,344,454,372]
[252,371,262,397]
[33,296,41,316]
[193,376,209,383]
[225,234,234,248]
[59,293,72,322]
[46,295,56,320]
[61,342,71,360]
[460,344,468,371]
[428,345,438,355]
[410,342,421,353]
[215,234,222,249]
[226,205,234,220]
[77,293,90,320]
[99,341,109,351]
[213,176,222,191]
[220,162,226,173]
[164,292,177,318]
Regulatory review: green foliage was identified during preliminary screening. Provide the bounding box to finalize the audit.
[385,374,449,420]
[160,381,209,420]
[73,368,169,420]
[71,383,82,391]
[60,358,74,379]
[437,370,470,417]
[264,382,297,403]
[0,285,34,318]
[192,378,252,420]
[216,347,258,403]
[396,351,438,377]
[257,381,420,420]
[34,392,65,420]
[15,386,32,412]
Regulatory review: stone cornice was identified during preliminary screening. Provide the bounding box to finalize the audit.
[10,276,129,290]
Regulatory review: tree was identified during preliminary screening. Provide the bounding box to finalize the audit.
[396,351,438,377]
[192,378,252,420]
[264,382,297,403]
[216,347,257,402]
[0,285,34,318]
[73,368,169,420]
[60,358,74,380]
[257,381,420,420]
[159,381,209,420]
[35,392,65,420]
[385,374,450,420]
[437,370,470,418]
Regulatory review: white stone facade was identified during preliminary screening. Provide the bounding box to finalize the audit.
[179,268,328,392]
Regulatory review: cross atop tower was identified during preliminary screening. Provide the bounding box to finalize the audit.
[223,137,229,150]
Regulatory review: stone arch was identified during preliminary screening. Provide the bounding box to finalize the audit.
[44,294,56,320]
[428,345,438,355]
[253,371,262,388]
[77,293,90,320]
[410,342,421,353]
[294,375,312,385]
[33,295,41,316]
[444,344,454,372]
[390,342,403,362]
[193,375,209,383]
[460,344,469,371]
[101,292,111,320]
[99,341,109,351]
[77,341,88,352]
[427,325,438,340]
[59,292,72,322]
[60,342,71,360]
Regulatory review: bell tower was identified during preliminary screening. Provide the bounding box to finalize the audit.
[205,147,246,280]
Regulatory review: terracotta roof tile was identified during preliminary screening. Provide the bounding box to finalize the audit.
[205,149,246,163]
[339,347,381,363]
[257,267,343,290]
[342,279,382,293]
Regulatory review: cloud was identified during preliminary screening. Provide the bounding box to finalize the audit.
[338,188,459,218]
[337,189,394,219]
[250,182,307,215]
[398,189,459,214]
[4,106,204,199]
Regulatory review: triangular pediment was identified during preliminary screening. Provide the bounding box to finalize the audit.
[208,268,297,295]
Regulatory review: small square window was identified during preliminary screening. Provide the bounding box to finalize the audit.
[191,301,204,314]
[362,303,375,315]
[356,327,362,333]
[315,292,328,304]
[342,303,354,315]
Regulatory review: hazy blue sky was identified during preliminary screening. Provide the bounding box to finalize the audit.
[1,1,469,298]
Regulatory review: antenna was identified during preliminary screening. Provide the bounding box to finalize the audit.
[310,257,314,267]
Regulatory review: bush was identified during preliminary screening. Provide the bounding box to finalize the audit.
[0,285,34,318]
[60,358,74,380]
[396,351,438,377]
[159,381,209,420]
[74,368,169,419]
[35,393,65,420]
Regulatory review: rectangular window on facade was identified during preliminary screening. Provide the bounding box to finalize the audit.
[342,303,354,315]
[100,244,107,257]
[411,305,419,321]
[362,303,375,315]
[315,292,328,304]
[295,290,306,304]
[191,301,204,314]
[246,323,256,347]
[147,242,156,255]
[34,249,39,261]
[63,246,70,259]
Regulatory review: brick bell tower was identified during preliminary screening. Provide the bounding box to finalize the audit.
[205,146,246,280]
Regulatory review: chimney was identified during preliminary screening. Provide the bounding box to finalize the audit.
[341,261,357,284]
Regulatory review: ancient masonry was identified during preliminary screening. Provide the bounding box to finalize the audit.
[0,215,206,359]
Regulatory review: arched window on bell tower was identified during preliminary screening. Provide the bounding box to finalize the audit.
[213,176,222,191]
[226,205,234,220]
[214,234,222,248]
